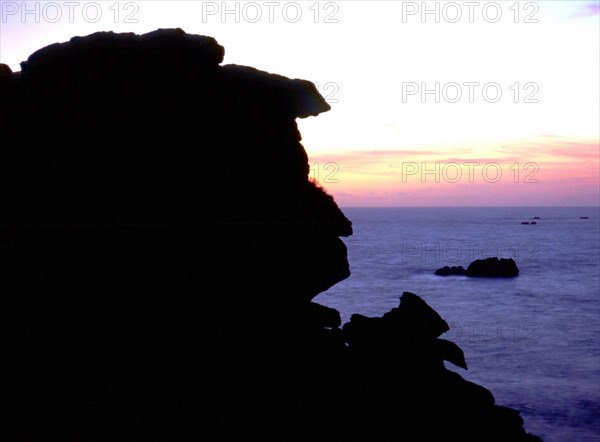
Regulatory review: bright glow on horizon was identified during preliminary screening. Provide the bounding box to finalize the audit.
[1,1,598,206]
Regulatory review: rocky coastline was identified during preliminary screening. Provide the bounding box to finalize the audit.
[0,29,540,441]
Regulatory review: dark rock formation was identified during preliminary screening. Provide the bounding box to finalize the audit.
[343,292,467,372]
[436,258,519,278]
[0,29,538,441]
[466,257,520,277]
[435,265,467,276]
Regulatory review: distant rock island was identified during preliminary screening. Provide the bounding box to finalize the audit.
[0,29,538,441]
[436,257,520,277]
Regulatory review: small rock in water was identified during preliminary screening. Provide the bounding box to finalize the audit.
[435,258,519,278]
[434,266,467,276]
[465,257,519,277]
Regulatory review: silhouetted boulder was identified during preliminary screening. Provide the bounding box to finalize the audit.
[0,29,537,441]
[341,293,540,441]
[466,257,520,277]
[343,292,453,370]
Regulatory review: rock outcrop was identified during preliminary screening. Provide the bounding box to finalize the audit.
[435,265,468,276]
[0,29,537,441]
[466,257,520,277]
[436,257,520,277]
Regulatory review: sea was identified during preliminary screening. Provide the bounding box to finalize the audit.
[315,206,600,442]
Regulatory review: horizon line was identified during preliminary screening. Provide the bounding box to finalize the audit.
[339,205,600,209]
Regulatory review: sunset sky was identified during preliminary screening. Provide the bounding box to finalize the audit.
[1,1,598,206]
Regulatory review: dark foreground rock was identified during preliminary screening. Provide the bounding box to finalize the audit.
[436,257,519,278]
[0,30,538,441]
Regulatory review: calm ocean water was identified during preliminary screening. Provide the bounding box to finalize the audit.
[316,206,600,442]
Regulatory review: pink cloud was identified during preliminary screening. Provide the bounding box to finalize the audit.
[307,138,599,207]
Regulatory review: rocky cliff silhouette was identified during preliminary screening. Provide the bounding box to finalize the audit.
[0,29,540,441]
